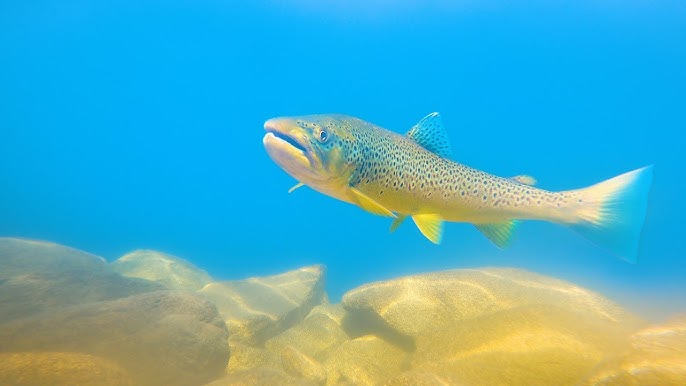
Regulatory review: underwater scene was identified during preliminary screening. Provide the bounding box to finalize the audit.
[1,1,685,385]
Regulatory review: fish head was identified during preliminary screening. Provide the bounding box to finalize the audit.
[263,115,356,199]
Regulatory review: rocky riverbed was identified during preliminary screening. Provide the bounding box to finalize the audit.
[1,237,684,385]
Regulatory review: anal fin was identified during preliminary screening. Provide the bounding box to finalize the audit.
[411,214,444,244]
[474,221,519,249]
[350,187,396,218]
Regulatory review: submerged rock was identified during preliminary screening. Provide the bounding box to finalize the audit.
[306,303,347,325]
[199,265,326,345]
[227,302,349,383]
[266,312,349,362]
[4,236,682,385]
[410,304,628,385]
[0,237,163,324]
[280,346,327,385]
[339,267,646,386]
[323,335,409,386]
[581,314,686,385]
[384,371,453,386]
[111,249,213,291]
[0,352,134,386]
[342,267,643,342]
[0,291,230,386]
[227,341,282,374]
[205,367,318,386]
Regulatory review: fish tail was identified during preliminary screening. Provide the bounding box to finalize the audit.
[567,165,654,262]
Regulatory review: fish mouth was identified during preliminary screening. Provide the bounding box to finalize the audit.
[265,129,308,154]
[263,118,325,182]
[263,119,311,156]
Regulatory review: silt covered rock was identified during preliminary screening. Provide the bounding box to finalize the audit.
[0,237,163,324]
[581,314,686,385]
[199,265,327,345]
[111,249,213,291]
[0,352,134,386]
[0,291,230,386]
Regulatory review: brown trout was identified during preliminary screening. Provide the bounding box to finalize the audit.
[263,113,653,262]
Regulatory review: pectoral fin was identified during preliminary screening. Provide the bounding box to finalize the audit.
[288,182,305,194]
[411,214,444,244]
[350,188,396,218]
[389,214,408,233]
[474,221,519,249]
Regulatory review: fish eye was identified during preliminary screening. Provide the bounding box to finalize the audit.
[318,129,329,143]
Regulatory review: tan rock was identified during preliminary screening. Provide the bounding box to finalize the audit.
[227,341,281,373]
[0,352,134,386]
[205,367,317,385]
[342,267,643,342]
[0,237,106,275]
[0,291,230,386]
[384,371,455,386]
[111,249,212,291]
[266,313,349,361]
[0,237,163,323]
[307,303,347,325]
[323,335,408,386]
[581,313,686,385]
[200,265,326,345]
[411,304,629,385]
[280,346,327,384]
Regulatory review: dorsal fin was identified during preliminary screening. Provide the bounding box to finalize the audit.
[406,112,453,158]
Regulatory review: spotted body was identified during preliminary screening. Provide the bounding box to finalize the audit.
[263,113,653,262]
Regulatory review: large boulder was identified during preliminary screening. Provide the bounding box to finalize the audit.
[199,265,327,345]
[0,237,163,324]
[340,267,645,385]
[409,304,629,385]
[0,352,134,386]
[0,291,230,386]
[342,267,643,343]
[581,314,686,385]
[111,249,213,291]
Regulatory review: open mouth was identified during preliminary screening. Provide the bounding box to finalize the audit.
[267,130,308,153]
[263,118,325,180]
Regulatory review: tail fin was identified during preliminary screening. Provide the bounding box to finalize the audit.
[569,165,654,263]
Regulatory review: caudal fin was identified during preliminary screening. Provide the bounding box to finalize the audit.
[570,165,653,263]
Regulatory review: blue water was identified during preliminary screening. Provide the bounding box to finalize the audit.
[1,1,684,320]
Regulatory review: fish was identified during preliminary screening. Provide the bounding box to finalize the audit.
[262,112,653,262]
